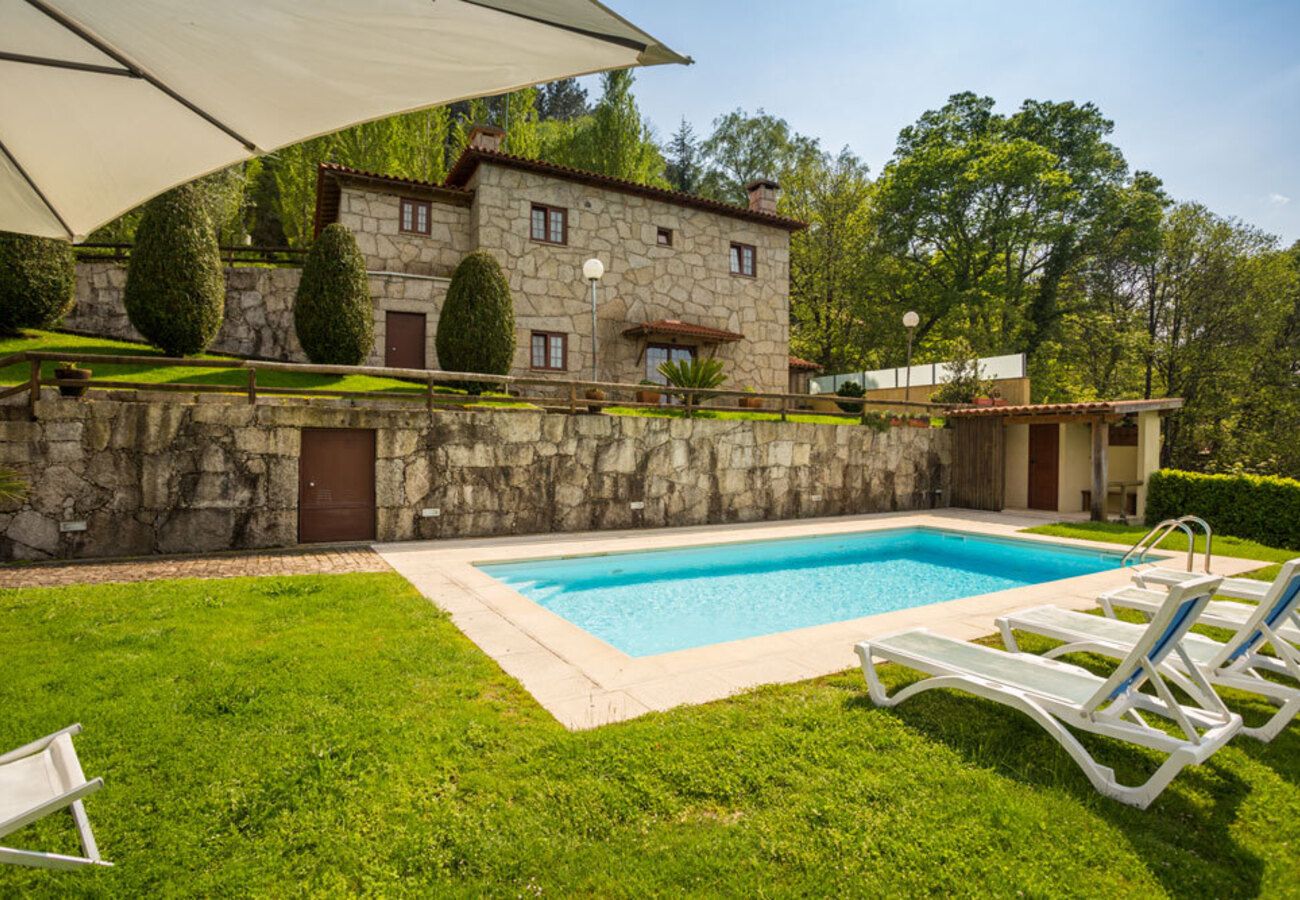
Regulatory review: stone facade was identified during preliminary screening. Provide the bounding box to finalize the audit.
[338,186,473,277]
[0,395,950,560]
[66,262,304,361]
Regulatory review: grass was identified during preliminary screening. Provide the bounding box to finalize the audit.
[2,565,1299,896]
[1025,520,1297,583]
[604,405,943,428]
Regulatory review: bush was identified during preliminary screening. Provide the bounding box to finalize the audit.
[0,232,75,334]
[293,223,373,364]
[124,183,225,355]
[1146,469,1300,550]
[436,252,515,386]
[834,380,865,413]
[929,338,990,404]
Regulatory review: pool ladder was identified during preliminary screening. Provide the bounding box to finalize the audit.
[1122,515,1213,571]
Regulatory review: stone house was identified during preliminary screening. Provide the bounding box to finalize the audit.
[313,126,807,392]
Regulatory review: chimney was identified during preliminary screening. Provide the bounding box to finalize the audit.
[467,124,506,153]
[745,178,780,215]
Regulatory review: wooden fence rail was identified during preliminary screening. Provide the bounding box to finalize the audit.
[10,351,950,422]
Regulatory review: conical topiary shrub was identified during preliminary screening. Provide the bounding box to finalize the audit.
[123,183,225,355]
[293,223,373,364]
[436,251,515,387]
[0,232,76,334]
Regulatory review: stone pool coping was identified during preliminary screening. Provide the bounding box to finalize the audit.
[374,510,1264,730]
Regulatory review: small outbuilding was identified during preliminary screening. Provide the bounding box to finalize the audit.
[947,398,1183,521]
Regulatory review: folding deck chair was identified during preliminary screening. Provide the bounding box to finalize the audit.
[0,724,111,870]
[855,576,1241,809]
[999,560,1300,742]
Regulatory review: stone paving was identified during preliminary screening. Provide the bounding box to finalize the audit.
[0,546,389,589]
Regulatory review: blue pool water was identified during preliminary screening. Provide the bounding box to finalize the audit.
[477,527,1127,657]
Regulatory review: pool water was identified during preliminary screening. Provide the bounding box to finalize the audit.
[477,527,1127,657]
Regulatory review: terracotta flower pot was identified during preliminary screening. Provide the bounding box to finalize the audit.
[973,396,994,407]
[56,366,92,398]
[890,417,905,427]
[738,396,763,409]
[635,389,661,405]
[584,387,606,413]
[991,398,1009,407]
[908,417,930,428]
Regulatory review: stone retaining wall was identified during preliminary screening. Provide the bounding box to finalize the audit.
[0,395,950,560]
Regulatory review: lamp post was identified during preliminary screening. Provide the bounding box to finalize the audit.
[902,310,920,404]
[582,258,605,382]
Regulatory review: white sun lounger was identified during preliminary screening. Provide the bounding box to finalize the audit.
[999,560,1300,742]
[1105,558,1300,647]
[0,724,111,870]
[856,576,1241,809]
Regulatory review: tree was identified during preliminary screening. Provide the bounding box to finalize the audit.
[663,118,701,193]
[436,252,515,385]
[293,223,373,364]
[537,78,590,121]
[698,108,821,203]
[0,232,76,334]
[544,70,667,186]
[123,183,225,356]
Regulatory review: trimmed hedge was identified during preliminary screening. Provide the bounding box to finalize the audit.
[0,231,76,334]
[1146,469,1300,550]
[294,224,373,365]
[436,251,515,381]
[124,183,225,355]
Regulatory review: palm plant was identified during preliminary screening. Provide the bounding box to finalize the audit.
[658,357,726,416]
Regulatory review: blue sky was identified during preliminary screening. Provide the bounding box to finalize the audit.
[592,0,1300,243]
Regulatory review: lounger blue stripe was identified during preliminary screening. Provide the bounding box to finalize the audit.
[1107,596,1201,702]
[1227,573,1300,664]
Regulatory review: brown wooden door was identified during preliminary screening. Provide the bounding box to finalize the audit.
[298,428,376,543]
[1028,423,1059,511]
[385,312,426,369]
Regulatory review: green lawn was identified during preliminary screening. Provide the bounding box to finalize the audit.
[1025,521,1298,583]
[2,565,1298,895]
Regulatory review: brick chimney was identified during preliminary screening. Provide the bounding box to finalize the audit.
[745,178,780,215]
[467,125,506,153]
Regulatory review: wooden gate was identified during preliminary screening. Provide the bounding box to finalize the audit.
[298,428,376,543]
[950,417,1005,511]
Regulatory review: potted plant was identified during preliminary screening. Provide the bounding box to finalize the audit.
[584,387,606,414]
[738,387,763,409]
[54,361,92,398]
[908,416,930,428]
[635,379,661,405]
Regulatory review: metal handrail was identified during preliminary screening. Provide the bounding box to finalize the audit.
[1122,515,1213,572]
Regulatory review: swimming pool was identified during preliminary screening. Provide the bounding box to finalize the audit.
[477,527,1128,657]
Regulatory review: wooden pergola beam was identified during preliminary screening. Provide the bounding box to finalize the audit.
[1090,416,1109,522]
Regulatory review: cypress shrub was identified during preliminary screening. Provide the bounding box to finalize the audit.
[293,223,373,364]
[124,183,225,355]
[1146,469,1300,550]
[0,232,76,334]
[436,251,515,386]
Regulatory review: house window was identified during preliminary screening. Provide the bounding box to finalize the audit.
[530,331,567,371]
[400,198,431,235]
[644,344,695,384]
[656,227,673,247]
[729,242,756,277]
[530,204,567,244]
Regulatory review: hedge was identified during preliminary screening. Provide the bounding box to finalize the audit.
[1145,469,1300,550]
[436,251,515,386]
[0,231,76,334]
[294,223,373,365]
[124,183,225,356]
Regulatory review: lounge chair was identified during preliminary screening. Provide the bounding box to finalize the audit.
[855,576,1241,809]
[999,560,1300,742]
[0,724,111,870]
[1105,558,1300,648]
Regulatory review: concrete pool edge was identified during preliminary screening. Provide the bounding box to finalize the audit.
[375,511,1263,730]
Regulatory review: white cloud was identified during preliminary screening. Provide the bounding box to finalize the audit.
[1267,193,1291,206]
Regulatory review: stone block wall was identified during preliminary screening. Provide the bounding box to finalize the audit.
[338,186,473,277]
[66,262,305,361]
[0,396,950,560]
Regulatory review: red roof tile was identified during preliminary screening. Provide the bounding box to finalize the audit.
[788,356,822,371]
[621,319,745,343]
[946,398,1184,417]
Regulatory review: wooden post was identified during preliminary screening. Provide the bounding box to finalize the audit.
[27,358,40,419]
[246,367,257,405]
[780,394,788,422]
[426,376,435,414]
[1090,416,1109,522]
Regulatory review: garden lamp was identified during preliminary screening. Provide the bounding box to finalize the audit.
[583,258,605,381]
[902,310,920,403]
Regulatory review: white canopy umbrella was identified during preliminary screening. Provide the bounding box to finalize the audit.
[0,0,688,241]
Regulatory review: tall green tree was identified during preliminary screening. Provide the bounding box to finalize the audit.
[545,70,667,186]
[663,118,702,194]
[537,78,590,121]
[698,109,821,204]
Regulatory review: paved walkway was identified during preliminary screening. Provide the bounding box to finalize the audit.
[0,546,389,589]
